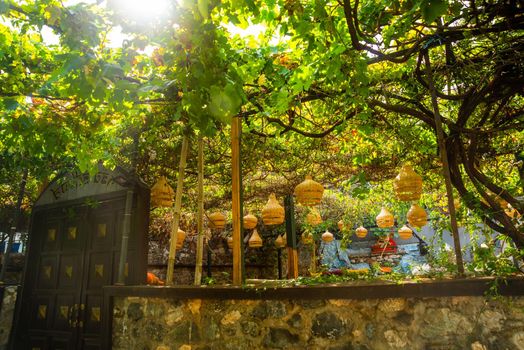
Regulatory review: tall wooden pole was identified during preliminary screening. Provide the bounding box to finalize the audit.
[423,50,465,275]
[194,135,205,285]
[284,195,299,279]
[117,189,134,285]
[166,134,190,285]
[231,116,244,285]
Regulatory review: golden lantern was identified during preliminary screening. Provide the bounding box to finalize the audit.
[393,164,423,201]
[294,175,324,206]
[398,225,413,240]
[321,230,334,243]
[407,204,428,228]
[243,213,258,229]
[306,208,322,226]
[261,193,285,226]
[355,226,368,238]
[337,220,344,231]
[249,228,263,248]
[175,228,186,250]
[376,208,394,228]
[301,231,314,245]
[151,176,174,207]
[274,234,286,249]
[226,236,233,249]
[208,212,226,229]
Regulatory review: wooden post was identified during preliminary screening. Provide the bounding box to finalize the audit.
[423,50,465,275]
[166,134,190,285]
[194,135,205,285]
[116,189,134,285]
[284,195,299,279]
[231,116,244,285]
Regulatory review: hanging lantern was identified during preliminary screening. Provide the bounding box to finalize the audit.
[294,175,324,206]
[208,212,226,229]
[151,176,174,207]
[243,213,258,229]
[398,225,413,240]
[227,236,233,249]
[274,234,286,249]
[301,231,314,245]
[393,164,423,201]
[376,208,394,228]
[306,208,322,226]
[337,220,344,231]
[262,193,285,226]
[407,204,428,228]
[175,228,186,250]
[321,230,334,243]
[249,228,263,248]
[355,226,368,238]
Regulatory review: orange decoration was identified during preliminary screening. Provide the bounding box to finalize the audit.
[355,226,368,238]
[151,176,174,207]
[393,165,423,201]
[208,212,226,229]
[376,208,394,228]
[398,225,413,240]
[249,229,263,248]
[294,175,324,206]
[321,230,334,243]
[261,193,285,226]
[407,204,428,228]
[243,213,258,229]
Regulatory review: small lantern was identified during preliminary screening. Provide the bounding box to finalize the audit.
[243,213,258,229]
[376,208,394,228]
[175,228,186,250]
[227,236,233,249]
[355,226,368,238]
[294,175,324,206]
[337,220,344,231]
[321,230,334,243]
[306,208,322,226]
[393,164,423,201]
[301,231,314,245]
[275,234,286,249]
[151,176,174,207]
[208,212,226,229]
[262,193,285,226]
[407,204,427,228]
[398,225,413,240]
[249,228,263,248]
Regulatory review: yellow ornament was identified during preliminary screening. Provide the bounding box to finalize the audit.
[208,212,226,229]
[226,236,233,249]
[294,175,324,206]
[306,208,322,226]
[249,228,263,248]
[175,228,186,250]
[151,176,174,207]
[274,234,286,249]
[337,220,344,231]
[376,208,394,228]
[407,204,427,228]
[243,213,258,229]
[393,165,423,201]
[398,225,413,240]
[262,193,285,226]
[321,230,334,243]
[355,226,368,238]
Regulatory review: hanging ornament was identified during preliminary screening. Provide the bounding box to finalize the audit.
[262,193,285,226]
[376,208,395,228]
[321,230,334,243]
[274,234,286,249]
[398,225,413,240]
[301,231,314,245]
[355,226,368,238]
[151,176,174,207]
[208,212,226,229]
[306,208,322,226]
[337,220,344,231]
[407,204,428,228]
[249,228,263,248]
[243,213,258,229]
[294,175,324,206]
[175,228,186,250]
[226,236,233,249]
[393,165,423,201]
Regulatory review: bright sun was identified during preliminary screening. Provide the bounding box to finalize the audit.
[109,0,171,22]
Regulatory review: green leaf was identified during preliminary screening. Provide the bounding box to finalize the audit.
[197,0,209,19]
[421,0,448,24]
[3,98,19,111]
[0,1,9,15]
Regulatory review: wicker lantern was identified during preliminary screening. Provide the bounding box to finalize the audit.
[243,213,258,229]
[151,176,174,207]
[262,193,285,226]
[294,175,324,206]
[249,228,263,248]
[407,204,428,228]
[175,228,186,250]
[226,236,233,249]
[355,226,368,238]
[337,220,344,231]
[306,208,322,226]
[301,231,314,245]
[393,165,423,201]
[376,208,395,228]
[321,230,334,243]
[398,225,413,240]
[274,234,286,249]
[208,212,226,229]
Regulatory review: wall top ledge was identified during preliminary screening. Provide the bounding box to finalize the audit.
[104,277,524,300]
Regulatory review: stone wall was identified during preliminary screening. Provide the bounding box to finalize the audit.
[112,294,524,350]
[0,286,17,350]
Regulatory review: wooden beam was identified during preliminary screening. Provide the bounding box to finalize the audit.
[166,134,190,285]
[231,116,244,285]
